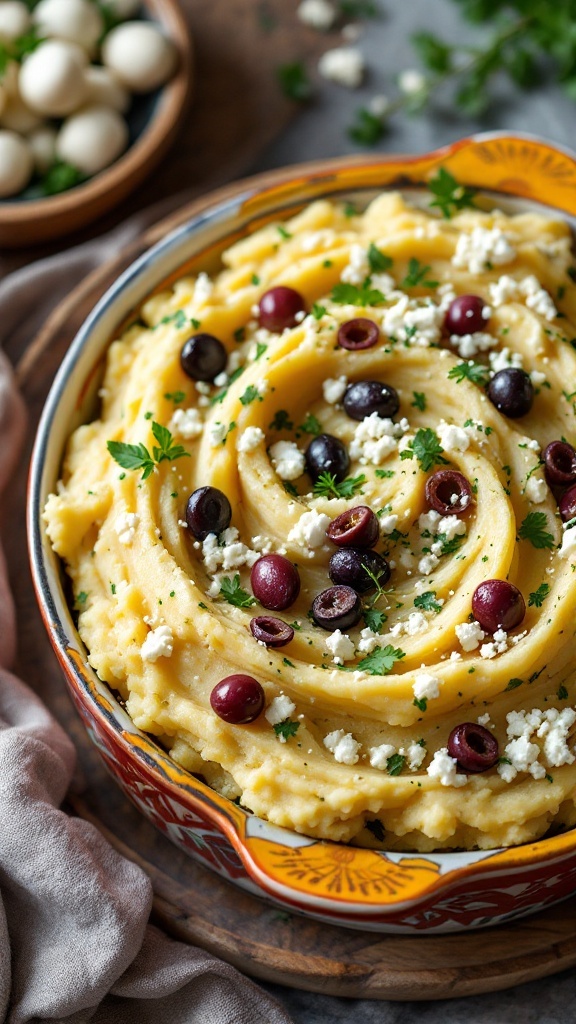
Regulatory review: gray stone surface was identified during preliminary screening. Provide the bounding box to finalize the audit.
[257,1,575,1020]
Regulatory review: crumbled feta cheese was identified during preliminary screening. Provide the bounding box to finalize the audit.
[169,407,203,440]
[418,553,439,576]
[213,371,228,387]
[379,513,398,535]
[489,347,524,374]
[477,713,492,726]
[455,620,485,652]
[368,743,396,770]
[323,375,348,404]
[341,243,370,285]
[323,729,361,764]
[193,272,213,306]
[525,475,548,504]
[325,629,355,664]
[559,524,576,559]
[427,748,467,787]
[437,420,470,454]
[257,378,270,396]
[301,229,336,253]
[489,274,520,306]
[114,512,140,546]
[541,708,576,767]
[288,509,331,549]
[382,296,444,348]
[406,741,426,770]
[438,515,467,542]
[349,411,409,465]
[419,509,442,534]
[237,426,265,453]
[141,624,173,663]
[390,612,428,638]
[318,46,365,88]
[208,422,227,447]
[480,628,509,659]
[520,275,557,320]
[413,672,441,701]
[357,627,380,654]
[265,694,296,726]
[297,0,336,30]
[269,440,305,480]
[452,227,516,275]
[450,331,498,359]
[201,527,260,574]
[398,68,426,95]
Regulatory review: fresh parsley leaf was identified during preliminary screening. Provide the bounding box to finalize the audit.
[283,480,298,497]
[375,468,395,479]
[411,391,427,411]
[219,575,256,608]
[313,472,366,499]
[234,326,246,344]
[299,412,322,435]
[363,607,387,632]
[436,533,463,556]
[364,819,385,842]
[401,257,438,289]
[386,753,406,776]
[211,365,245,405]
[505,677,523,692]
[273,718,300,740]
[558,685,569,700]
[330,281,386,306]
[518,512,555,550]
[151,421,191,465]
[269,409,293,431]
[448,362,491,385]
[348,107,386,146]
[312,302,327,320]
[240,384,263,406]
[427,167,477,219]
[528,582,550,607]
[106,440,155,480]
[254,342,268,360]
[414,590,442,613]
[367,243,393,274]
[357,644,405,676]
[277,225,292,240]
[164,390,186,405]
[41,162,83,196]
[277,61,313,102]
[74,591,88,608]
[413,696,428,712]
[399,427,448,472]
[412,31,453,74]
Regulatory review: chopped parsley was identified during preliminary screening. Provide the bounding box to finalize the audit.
[427,167,477,219]
[386,753,406,776]
[330,281,385,307]
[518,512,555,550]
[283,480,299,497]
[269,409,294,431]
[363,607,387,632]
[411,391,427,411]
[251,273,261,286]
[74,591,88,608]
[41,161,83,196]
[219,575,256,608]
[277,61,313,101]
[414,590,442,613]
[448,362,491,385]
[254,342,268,360]
[153,309,194,331]
[312,302,327,320]
[234,326,246,344]
[364,819,385,842]
[299,412,322,435]
[413,697,428,712]
[163,390,186,405]
[282,657,296,668]
[277,225,292,240]
[107,421,190,480]
[375,468,395,479]
[505,677,523,691]
[274,719,300,740]
[401,257,438,289]
[528,582,550,608]
[399,427,448,472]
[313,472,366,499]
[348,107,386,146]
[558,685,569,700]
[367,243,393,274]
[357,644,405,676]
[239,384,263,406]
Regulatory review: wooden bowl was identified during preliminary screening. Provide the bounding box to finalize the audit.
[0,0,193,248]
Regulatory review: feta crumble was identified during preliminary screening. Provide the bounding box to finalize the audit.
[455,620,485,652]
[114,511,140,546]
[325,629,355,664]
[349,411,409,465]
[318,46,365,88]
[450,331,498,359]
[323,729,361,764]
[288,509,331,550]
[413,672,441,701]
[525,475,548,504]
[269,440,305,481]
[141,624,174,663]
[193,272,213,306]
[341,244,370,285]
[208,422,227,447]
[323,375,348,404]
[201,527,260,573]
[168,407,203,440]
[427,748,467,787]
[368,743,396,770]
[437,420,470,454]
[265,694,296,726]
[237,426,265,453]
[452,227,516,275]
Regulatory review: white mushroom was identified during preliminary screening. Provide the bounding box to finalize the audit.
[102,0,141,17]
[28,124,57,174]
[33,0,103,56]
[56,104,128,175]
[19,40,88,117]
[102,22,178,93]
[0,84,43,135]
[0,130,33,197]
[83,65,130,113]
[0,1,31,42]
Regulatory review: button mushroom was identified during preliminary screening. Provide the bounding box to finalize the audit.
[102,22,178,93]
[56,104,128,176]
[33,0,104,56]
[19,40,89,117]
[0,130,33,197]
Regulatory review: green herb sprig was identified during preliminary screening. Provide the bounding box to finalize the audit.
[313,472,366,499]
[107,422,190,480]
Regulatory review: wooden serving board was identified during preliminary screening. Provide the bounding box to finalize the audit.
[7,194,576,1003]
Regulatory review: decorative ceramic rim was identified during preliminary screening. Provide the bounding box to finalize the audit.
[0,0,192,230]
[28,131,576,916]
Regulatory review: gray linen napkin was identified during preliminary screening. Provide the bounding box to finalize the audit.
[0,225,293,1024]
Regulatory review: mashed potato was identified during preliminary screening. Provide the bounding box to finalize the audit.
[44,189,576,851]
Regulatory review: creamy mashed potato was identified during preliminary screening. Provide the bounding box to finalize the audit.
[44,189,576,851]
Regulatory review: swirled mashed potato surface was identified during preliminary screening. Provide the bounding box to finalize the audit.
[45,191,576,851]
